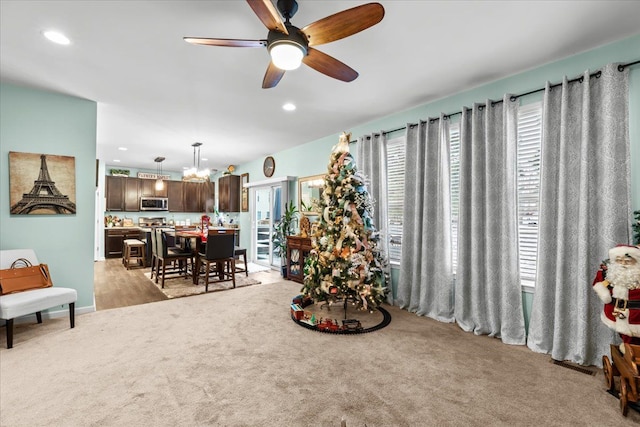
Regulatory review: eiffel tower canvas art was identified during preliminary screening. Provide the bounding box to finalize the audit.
[9,152,76,215]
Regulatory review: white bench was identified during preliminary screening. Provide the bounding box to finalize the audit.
[0,249,77,348]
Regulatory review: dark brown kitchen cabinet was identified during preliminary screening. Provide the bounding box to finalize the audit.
[202,180,216,213]
[140,179,168,198]
[105,176,140,212]
[124,178,140,211]
[218,175,240,212]
[182,181,216,213]
[104,228,143,258]
[183,182,202,213]
[167,181,184,212]
[106,176,214,213]
[105,176,124,211]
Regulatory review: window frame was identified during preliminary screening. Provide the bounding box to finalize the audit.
[516,101,543,291]
[385,135,406,265]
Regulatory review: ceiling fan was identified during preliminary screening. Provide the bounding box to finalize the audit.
[184,0,385,89]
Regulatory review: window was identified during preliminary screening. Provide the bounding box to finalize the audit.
[383,101,542,288]
[385,128,461,267]
[449,122,461,272]
[386,136,405,264]
[516,102,542,287]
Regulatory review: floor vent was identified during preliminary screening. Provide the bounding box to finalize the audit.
[551,359,597,376]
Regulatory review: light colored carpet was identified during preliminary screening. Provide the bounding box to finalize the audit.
[1,281,639,426]
[144,270,261,299]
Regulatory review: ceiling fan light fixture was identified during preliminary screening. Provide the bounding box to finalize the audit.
[269,40,305,70]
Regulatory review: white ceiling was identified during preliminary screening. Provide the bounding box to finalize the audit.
[2,0,639,173]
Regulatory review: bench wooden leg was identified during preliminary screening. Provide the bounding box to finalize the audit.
[36,311,42,324]
[70,302,75,329]
[6,318,13,349]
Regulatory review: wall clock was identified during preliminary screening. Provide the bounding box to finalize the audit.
[263,156,275,177]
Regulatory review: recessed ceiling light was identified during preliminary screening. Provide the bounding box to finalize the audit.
[201,158,208,162]
[282,103,296,111]
[118,147,128,151]
[113,159,121,163]
[43,30,71,45]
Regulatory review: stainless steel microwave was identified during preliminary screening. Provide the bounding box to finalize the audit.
[140,197,168,211]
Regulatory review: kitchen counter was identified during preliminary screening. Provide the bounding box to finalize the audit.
[104,227,144,258]
[104,226,142,230]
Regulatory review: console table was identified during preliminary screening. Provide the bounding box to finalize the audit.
[286,236,312,283]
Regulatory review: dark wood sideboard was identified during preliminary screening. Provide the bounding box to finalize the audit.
[286,236,312,284]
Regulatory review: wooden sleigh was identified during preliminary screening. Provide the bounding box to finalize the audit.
[603,343,640,416]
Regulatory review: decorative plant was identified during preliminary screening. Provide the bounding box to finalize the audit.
[272,201,298,272]
[300,199,312,212]
[300,197,321,214]
[109,168,130,177]
[634,210,640,245]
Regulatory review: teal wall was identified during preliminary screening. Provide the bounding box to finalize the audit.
[1,34,637,321]
[232,34,640,327]
[234,34,640,211]
[0,83,97,311]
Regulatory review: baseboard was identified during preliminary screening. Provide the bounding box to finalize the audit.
[1,304,95,326]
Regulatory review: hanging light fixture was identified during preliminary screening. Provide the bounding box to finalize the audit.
[154,156,165,191]
[182,142,210,182]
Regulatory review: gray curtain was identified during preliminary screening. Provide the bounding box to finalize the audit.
[454,97,526,345]
[396,116,454,321]
[356,133,391,302]
[527,64,631,366]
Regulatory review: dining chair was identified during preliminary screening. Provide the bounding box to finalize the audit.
[234,247,248,277]
[155,229,193,288]
[149,229,158,280]
[198,230,236,292]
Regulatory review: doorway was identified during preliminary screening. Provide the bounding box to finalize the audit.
[248,177,293,269]
[252,184,282,268]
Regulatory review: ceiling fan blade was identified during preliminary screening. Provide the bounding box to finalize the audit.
[302,47,358,83]
[262,61,286,89]
[246,0,288,35]
[184,37,267,48]
[302,3,384,47]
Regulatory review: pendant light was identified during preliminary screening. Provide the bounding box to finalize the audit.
[183,142,210,182]
[154,156,165,191]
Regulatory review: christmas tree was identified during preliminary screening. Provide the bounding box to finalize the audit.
[301,132,388,311]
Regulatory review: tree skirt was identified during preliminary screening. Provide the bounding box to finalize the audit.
[291,297,391,334]
[144,272,261,299]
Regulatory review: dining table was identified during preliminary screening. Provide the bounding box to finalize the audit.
[172,228,237,284]
[171,229,206,284]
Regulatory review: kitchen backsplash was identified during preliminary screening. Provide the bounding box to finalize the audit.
[104,211,240,227]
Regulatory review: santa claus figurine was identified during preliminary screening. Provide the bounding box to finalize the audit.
[593,245,640,351]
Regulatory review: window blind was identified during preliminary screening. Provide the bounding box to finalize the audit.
[386,136,405,263]
[449,123,461,272]
[516,102,542,286]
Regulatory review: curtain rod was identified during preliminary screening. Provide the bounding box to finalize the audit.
[356,59,640,141]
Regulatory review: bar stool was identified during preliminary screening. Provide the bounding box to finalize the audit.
[123,239,146,270]
[234,247,248,277]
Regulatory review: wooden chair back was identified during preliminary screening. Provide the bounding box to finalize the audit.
[150,229,157,257]
[204,231,235,261]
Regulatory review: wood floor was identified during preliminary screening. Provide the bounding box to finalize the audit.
[94,258,283,311]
